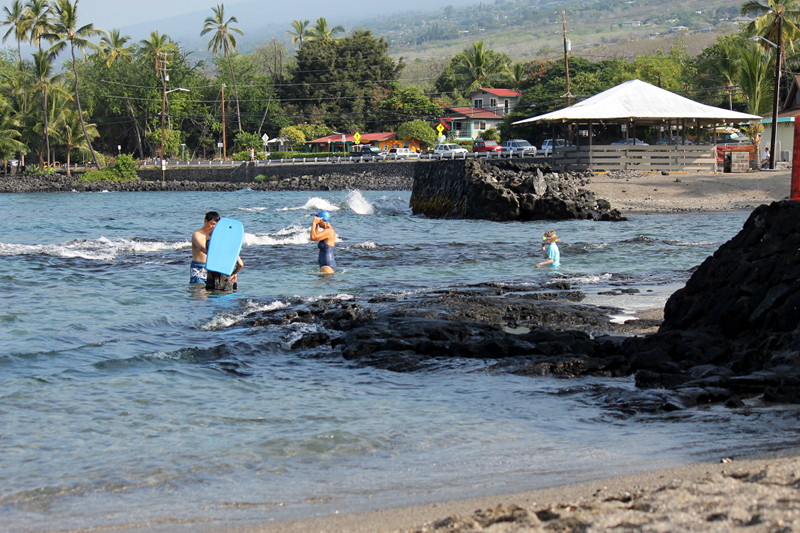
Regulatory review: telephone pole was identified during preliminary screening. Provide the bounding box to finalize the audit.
[158,51,170,162]
[221,83,227,160]
[562,11,572,106]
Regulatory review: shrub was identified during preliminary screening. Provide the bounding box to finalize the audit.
[26,165,55,176]
[78,155,140,182]
[231,150,267,161]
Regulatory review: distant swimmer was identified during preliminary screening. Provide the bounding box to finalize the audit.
[190,211,220,283]
[310,210,336,274]
[535,230,561,269]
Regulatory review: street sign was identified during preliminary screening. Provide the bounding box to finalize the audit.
[436,123,445,134]
[261,133,270,143]
[353,132,361,144]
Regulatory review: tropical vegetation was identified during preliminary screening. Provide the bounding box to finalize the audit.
[0,0,796,171]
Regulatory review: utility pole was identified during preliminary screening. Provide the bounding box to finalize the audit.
[562,11,572,106]
[221,83,227,160]
[158,51,170,163]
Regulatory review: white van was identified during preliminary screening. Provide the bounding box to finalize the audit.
[540,139,568,155]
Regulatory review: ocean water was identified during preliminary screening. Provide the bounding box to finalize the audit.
[2,189,798,532]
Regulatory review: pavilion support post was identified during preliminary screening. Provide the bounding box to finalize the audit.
[791,120,800,200]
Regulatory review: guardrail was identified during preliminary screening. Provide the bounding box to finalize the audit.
[137,151,547,168]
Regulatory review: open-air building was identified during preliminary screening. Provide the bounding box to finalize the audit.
[513,79,762,172]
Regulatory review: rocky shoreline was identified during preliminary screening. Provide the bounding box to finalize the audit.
[229,201,800,413]
[0,165,414,193]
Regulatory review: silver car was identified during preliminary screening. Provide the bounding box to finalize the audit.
[500,139,538,156]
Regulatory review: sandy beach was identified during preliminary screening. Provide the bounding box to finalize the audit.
[211,169,800,533]
[583,168,792,214]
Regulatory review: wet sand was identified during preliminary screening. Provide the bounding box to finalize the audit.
[219,170,799,533]
[225,448,800,532]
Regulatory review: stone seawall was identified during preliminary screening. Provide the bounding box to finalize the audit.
[410,159,624,221]
[0,160,417,193]
[138,161,416,190]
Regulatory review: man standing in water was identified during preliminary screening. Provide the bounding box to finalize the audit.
[190,211,220,283]
[310,210,336,274]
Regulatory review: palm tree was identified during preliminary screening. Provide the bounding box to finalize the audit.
[201,3,244,132]
[98,28,131,67]
[286,19,309,47]
[452,41,511,94]
[45,0,104,169]
[31,49,61,165]
[55,100,97,176]
[139,31,177,74]
[306,17,344,42]
[0,98,26,170]
[23,0,52,52]
[1,0,27,64]
[733,41,774,157]
[741,0,800,167]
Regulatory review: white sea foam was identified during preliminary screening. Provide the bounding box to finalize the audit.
[243,225,308,246]
[351,240,380,249]
[0,237,184,261]
[277,197,340,213]
[200,299,289,331]
[345,190,374,215]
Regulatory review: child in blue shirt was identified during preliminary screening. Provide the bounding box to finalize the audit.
[535,230,560,269]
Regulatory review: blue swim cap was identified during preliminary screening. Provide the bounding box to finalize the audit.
[316,210,331,222]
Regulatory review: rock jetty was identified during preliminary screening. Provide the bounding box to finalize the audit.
[410,159,625,221]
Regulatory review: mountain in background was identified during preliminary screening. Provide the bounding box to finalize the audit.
[116,0,486,52]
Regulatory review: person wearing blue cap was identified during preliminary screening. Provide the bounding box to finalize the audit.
[310,210,336,274]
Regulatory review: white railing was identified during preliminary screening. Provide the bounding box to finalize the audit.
[137,150,544,168]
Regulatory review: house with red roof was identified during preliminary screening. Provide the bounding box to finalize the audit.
[438,88,523,141]
[441,106,506,141]
[468,88,523,116]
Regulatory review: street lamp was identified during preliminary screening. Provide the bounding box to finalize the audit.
[161,87,190,162]
[751,33,782,169]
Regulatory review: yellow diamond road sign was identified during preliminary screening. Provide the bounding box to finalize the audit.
[436,124,445,134]
[353,132,361,144]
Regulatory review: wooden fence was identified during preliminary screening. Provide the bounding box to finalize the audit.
[549,144,718,172]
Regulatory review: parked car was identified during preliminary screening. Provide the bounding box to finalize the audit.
[656,136,693,145]
[611,138,649,145]
[473,139,502,153]
[433,143,469,156]
[388,147,417,158]
[540,138,568,154]
[500,139,538,156]
[350,144,387,156]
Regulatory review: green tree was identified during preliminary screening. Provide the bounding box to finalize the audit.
[396,119,437,148]
[23,0,51,52]
[46,0,105,168]
[1,0,27,63]
[30,49,62,165]
[54,100,98,175]
[201,3,244,132]
[233,131,262,151]
[306,17,344,42]
[742,0,800,57]
[286,19,309,47]
[286,29,403,131]
[98,28,131,67]
[279,125,305,149]
[435,41,512,95]
[376,85,440,129]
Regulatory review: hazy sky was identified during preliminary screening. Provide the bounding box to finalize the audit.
[77,0,253,29]
[75,0,478,30]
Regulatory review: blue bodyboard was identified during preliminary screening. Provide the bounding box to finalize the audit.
[206,217,244,276]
